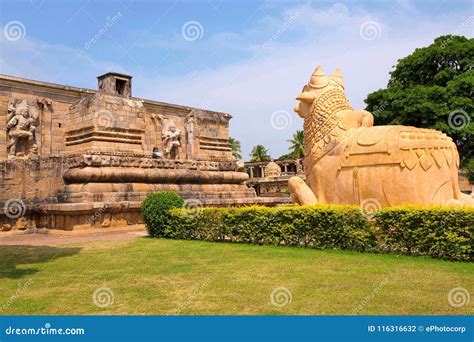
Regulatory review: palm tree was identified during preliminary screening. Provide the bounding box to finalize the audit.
[229,137,242,160]
[287,130,304,158]
[278,152,293,160]
[250,145,271,162]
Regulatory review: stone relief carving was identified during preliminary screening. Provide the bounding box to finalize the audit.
[151,114,163,122]
[150,113,164,159]
[151,147,163,159]
[185,112,195,159]
[66,154,230,171]
[161,119,181,159]
[5,98,39,158]
[36,97,53,112]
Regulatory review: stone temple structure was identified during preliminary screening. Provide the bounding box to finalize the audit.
[245,158,304,198]
[289,65,473,207]
[0,73,269,232]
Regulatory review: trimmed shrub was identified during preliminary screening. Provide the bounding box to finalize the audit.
[141,191,184,237]
[375,206,474,261]
[167,205,377,253]
[142,195,473,261]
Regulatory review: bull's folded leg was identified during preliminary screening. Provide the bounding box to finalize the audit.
[288,176,318,205]
[458,192,474,206]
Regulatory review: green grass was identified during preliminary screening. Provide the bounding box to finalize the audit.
[0,238,472,315]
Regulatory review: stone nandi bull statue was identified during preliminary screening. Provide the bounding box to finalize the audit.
[289,65,473,207]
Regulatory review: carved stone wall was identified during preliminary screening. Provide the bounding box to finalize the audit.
[65,93,145,154]
[195,110,233,161]
[0,75,234,162]
[0,74,270,232]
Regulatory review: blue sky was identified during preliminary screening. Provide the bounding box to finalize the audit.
[1,0,473,159]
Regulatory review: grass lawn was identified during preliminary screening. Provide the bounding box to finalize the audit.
[0,237,472,315]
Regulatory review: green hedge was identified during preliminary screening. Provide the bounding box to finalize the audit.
[375,206,474,261]
[167,205,377,252]
[142,192,474,261]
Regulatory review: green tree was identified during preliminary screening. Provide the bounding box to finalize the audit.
[287,130,304,158]
[229,137,242,160]
[250,144,271,162]
[365,35,474,165]
[277,153,293,160]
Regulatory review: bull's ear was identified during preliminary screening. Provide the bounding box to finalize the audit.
[296,91,316,104]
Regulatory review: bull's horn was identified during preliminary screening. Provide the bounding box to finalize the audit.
[329,68,344,88]
[296,91,317,103]
[308,65,329,89]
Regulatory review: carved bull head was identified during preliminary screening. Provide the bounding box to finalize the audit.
[293,65,345,119]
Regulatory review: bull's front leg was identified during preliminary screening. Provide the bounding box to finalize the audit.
[359,110,374,127]
[288,176,318,205]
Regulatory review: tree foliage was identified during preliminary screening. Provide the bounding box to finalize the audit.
[364,35,473,165]
[286,130,304,158]
[229,137,242,160]
[250,144,271,162]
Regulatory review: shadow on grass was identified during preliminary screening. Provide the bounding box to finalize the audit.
[0,245,82,279]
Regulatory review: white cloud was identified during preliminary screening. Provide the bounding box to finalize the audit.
[0,2,470,159]
[0,34,125,88]
[135,3,467,159]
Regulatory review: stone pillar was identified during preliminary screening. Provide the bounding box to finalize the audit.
[150,114,163,154]
[185,113,195,159]
[36,97,53,157]
[0,96,7,160]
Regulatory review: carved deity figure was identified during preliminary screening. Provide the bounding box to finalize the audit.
[5,99,38,158]
[289,66,473,207]
[161,119,181,159]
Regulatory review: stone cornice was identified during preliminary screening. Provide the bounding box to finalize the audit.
[0,74,232,120]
